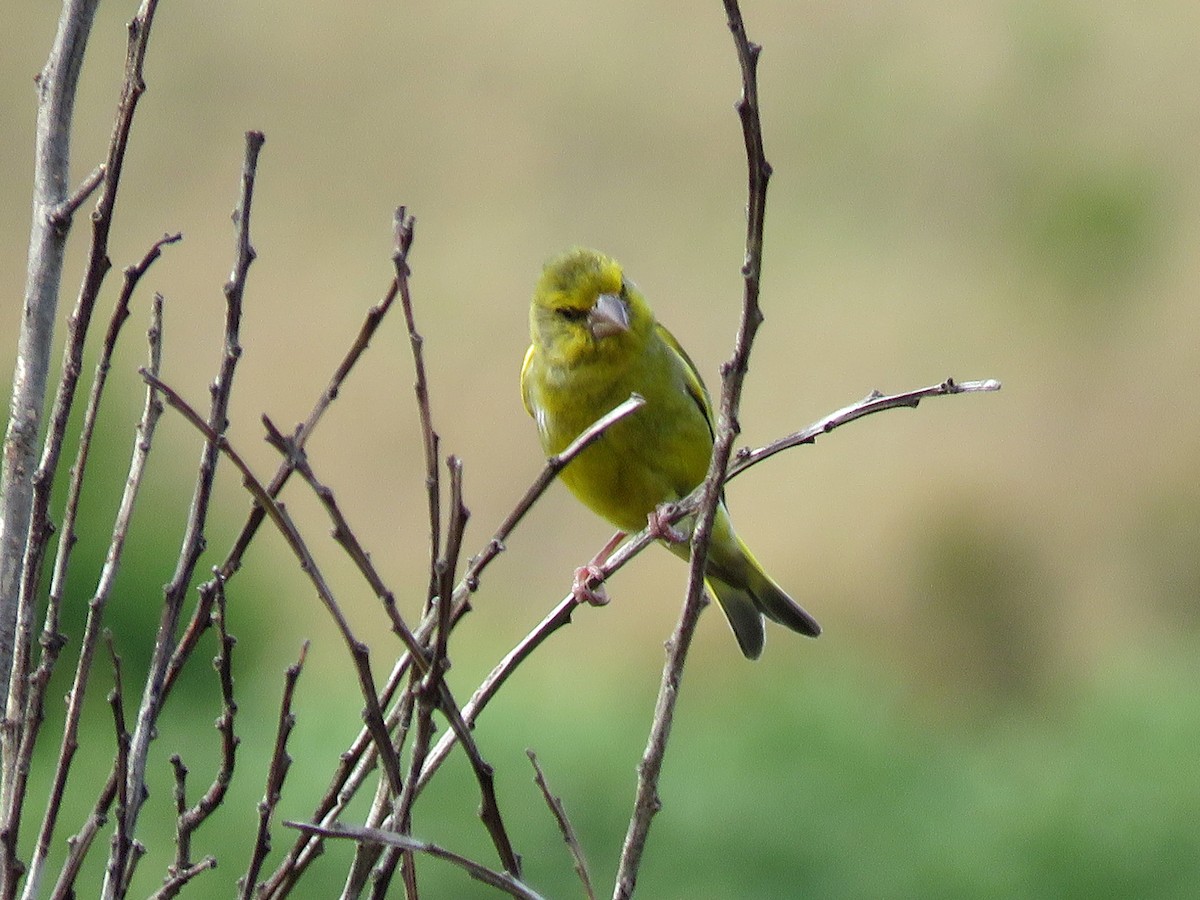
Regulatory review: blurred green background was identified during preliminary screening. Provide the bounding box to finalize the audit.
[3,1,1199,897]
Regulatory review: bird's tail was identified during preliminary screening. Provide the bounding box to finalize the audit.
[670,507,821,659]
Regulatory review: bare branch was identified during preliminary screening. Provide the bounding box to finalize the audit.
[617,3,769,894]
[103,634,133,898]
[239,642,308,899]
[109,130,262,899]
[730,377,1003,476]
[261,418,429,668]
[50,163,106,228]
[146,857,217,900]
[163,264,404,706]
[167,583,238,885]
[461,393,646,598]
[286,822,547,900]
[267,406,521,887]
[0,0,101,713]
[5,0,164,735]
[527,751,595,900]
[393,209,442,605]
[142,370,406,800]
[50,767,117,900]
[22,287,168,900]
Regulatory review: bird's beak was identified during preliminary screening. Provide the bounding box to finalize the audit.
[589,292,629,339]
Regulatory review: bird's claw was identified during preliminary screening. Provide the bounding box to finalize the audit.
[647,504,688,544]
[572,564,610,606]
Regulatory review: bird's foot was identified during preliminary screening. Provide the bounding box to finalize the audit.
[647,503,688,544]
[570,530,626,606]
[572,564,610,606]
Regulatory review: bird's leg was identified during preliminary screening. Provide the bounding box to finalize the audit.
[647,502,688,545]
[572,530,626,606]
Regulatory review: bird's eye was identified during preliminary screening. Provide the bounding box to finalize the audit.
[556,307,588,322]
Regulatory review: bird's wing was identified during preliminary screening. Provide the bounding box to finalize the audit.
[655,322,715,445]
[519,343,537,419]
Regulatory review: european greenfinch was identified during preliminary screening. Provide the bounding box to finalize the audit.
[520,247,820,658]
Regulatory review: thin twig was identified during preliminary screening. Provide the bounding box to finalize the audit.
[393,209,442,606]
[238,642,308,900]
[460,393,646,598]
[163,259,404,705]
[23,236,177,900]
[527,751,595,900]
[286,822,547,900]
[261,418,429,669]
[146,857,217,900]
[142,370,406,800]
[167,582,238,884]
[50,163,106,227]
[107,130,261,900]
[265,395,645,895]
[614,6,771,894]
[730,378,1003,476]
[266,379,520,888]
[49,766,117,900]
[259,417,519,884]
[103,633,133,898]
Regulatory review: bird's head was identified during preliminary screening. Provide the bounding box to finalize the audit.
[530,248,652,365]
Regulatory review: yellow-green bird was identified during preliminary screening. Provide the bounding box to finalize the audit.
[520,247,821,658]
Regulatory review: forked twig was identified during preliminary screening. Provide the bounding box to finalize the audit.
[238,642,308,900]
[162,246,406,705]
[165,582,237,891]
[23,273,171,900]
[108,129,262,900]
[264,394,645,896]
[140,370,405,800]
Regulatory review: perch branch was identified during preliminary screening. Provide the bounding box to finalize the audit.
[417,377,999,802]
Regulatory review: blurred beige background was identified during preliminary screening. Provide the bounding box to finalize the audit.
[4,2,1199,896]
